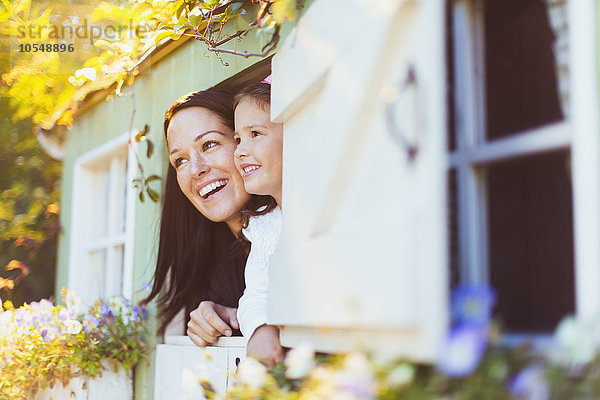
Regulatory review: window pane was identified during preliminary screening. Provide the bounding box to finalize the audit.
[448,169,460,287]
[88,170,110,241]
[105,245,124,298]
[87,250,106,301]
[487,150,574,332]
[120,159,128,234]
[484,0,565,140]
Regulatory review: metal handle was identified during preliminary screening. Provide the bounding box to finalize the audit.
[384,65,421,163]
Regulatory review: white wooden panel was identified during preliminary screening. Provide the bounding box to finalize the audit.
[569,0,600,321]
[270,0,447,361]
[226,347,246,395]
[154,343,245,400]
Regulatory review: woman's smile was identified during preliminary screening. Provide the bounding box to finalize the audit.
[197,178,229,199]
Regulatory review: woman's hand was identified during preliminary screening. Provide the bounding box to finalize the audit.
[246,324,285,367]
[187,301,239,347]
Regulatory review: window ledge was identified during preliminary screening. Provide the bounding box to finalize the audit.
[164,335,245,348]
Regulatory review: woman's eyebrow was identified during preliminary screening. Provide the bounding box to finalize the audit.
[169,130,226,155]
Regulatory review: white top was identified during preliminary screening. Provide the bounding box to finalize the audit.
[237,207,282,343]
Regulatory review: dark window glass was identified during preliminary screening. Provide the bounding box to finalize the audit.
[485,0,563,140]
[487,150,574,332]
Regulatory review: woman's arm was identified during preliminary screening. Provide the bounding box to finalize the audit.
[187,301,239,347]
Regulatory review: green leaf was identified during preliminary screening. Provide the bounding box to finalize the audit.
[145,175,161,184]
[146,187,160,202]
[173,22,192,34]
[94,39,115,53]
[188,6,205,27]
[146,140,154,158]
[154,30,174,44]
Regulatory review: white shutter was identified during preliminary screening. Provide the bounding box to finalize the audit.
[269,0,448,361]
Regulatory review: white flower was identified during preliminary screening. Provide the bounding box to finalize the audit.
[64,319,82,335]
[236,357,267,388]
[333,353,376,400]
[285,344,315,379]
[193,357,225,395]
[552,316,596,366]
[0,311,15,337]
[180,369,206,400]
[386,363,415,387]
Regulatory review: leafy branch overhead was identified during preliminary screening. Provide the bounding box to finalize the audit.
[1,0,303,132]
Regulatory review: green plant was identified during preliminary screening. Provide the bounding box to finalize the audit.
[0,289,148,400]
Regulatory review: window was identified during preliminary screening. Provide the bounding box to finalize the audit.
[449,0,597,334]
[68,133,135,305]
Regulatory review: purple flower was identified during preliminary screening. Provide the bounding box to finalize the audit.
[133,305,147,322]
[509,365,550,400]
[40,326,58,342]
[82,315,100,333]
[437,324,488,377]
[451,284,495,326]
[99,303,113,321]
[59,308,70,322]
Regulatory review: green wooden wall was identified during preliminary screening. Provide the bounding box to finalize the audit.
[55,14,277,399]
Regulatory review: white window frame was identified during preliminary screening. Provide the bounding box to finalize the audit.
[450,0,600,331]
[68,132,137,303]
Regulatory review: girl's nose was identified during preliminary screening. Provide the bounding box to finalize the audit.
[234,142,248,160]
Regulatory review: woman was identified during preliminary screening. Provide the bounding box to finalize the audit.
[142,90,269,347]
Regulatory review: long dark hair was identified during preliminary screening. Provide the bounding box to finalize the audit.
[141,90,249,335]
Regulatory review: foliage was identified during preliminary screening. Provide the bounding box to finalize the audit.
[0,95,61,305]
[1,0,304,130]
[186,285,600,400]
[0,289,149,400]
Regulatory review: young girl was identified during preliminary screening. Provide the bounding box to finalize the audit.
[233,81,285,366]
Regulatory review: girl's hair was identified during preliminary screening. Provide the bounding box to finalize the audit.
[233,82,279,227]
[141,90,261,335]
[233,82,271,112]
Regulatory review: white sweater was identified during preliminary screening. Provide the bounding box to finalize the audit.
[237,207,282,342]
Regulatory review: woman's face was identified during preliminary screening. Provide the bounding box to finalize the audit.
[167,107,250,231]
[233,98,284,200]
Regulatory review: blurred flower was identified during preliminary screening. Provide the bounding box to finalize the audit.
[99,303,114,321]
[285,344,315,379]
[437,324,488,377]
[236,357,268,388]
[551,316,596,366]
[193,358,224,397]
[451,284,495,326]
[333,352,376,400]
[64,319,82,335]
[386,363,415,387]
[181,368,207,400]
[509,364,550,400]
[133,305,148,322]
[82,315,100,334]
[64,289,82,314]
[59,307,70,322]
[40,326,58,342]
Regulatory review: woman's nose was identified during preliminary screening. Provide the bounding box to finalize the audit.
[190,154,210,177]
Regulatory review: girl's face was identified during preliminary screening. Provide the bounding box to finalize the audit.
[167,107,251,231]
[233,98,284,201]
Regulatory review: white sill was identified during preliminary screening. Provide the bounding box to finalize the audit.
[164,335,246,348]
